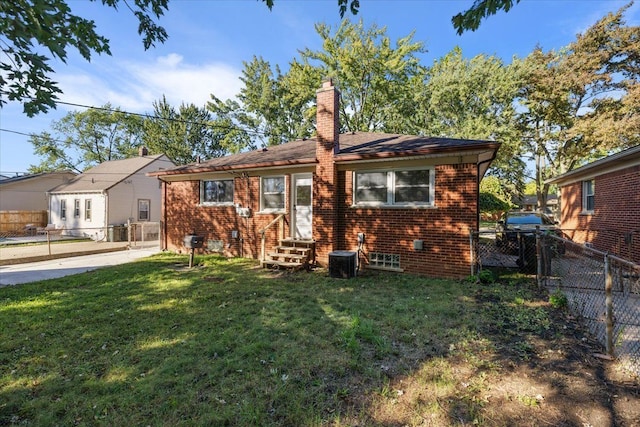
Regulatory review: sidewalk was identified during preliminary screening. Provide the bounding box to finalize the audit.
[0,240,135,266]
[0,246,161,286]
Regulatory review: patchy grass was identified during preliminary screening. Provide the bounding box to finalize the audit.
[0,254,638,426]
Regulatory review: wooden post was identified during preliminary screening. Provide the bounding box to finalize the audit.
[536,226,542,289]
[469,229,475,277]
[47,230,52,256]
[604,254,614,357]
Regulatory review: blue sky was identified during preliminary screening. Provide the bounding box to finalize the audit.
[1,0,638,175]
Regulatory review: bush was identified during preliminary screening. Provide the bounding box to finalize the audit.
[549,289,568,309]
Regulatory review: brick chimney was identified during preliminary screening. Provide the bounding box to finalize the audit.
[313,77,340,265]
[316,77,340,156]
[139,146,148,156]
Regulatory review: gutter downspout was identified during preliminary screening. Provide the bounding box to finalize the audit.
[162,180,167,251]
[476,149,499,231]
[104,190,108,241]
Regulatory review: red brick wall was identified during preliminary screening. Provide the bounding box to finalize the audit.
[163,176,290,258]
[314,80,340,262]
[163,163,479,277]
[332,163,478,278]
[559,164,640,263]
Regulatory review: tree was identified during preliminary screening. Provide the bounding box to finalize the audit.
[479,175,513,219]
[143,96,229,165]
[1,0,168,116]
[416,47,527,201]
[451,0,521,34]
[260,0,522,34]
[295,20,426,133]
[28,105,144,173]
[518,3,640,211]
[237,56,316,146]
[206,21,425,149]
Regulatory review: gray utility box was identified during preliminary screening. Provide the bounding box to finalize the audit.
[329,251,357,279]
[184,234,204,249]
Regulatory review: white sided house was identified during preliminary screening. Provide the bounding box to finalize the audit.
[47,148,174,241]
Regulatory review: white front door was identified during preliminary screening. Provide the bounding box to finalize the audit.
[292,174,313,240]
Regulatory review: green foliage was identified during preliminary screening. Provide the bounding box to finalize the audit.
[28,105,144,172]
[300,20,426,134]
[518,2,640,206]
[549,290,568,309]
[0,0,168,116]
[417,48,527,198]
[452,0,522,34]
[479,175,513,213]
[143,96,229,165]
[208,21,426,150]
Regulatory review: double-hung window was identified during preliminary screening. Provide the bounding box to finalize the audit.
[84,199,92,221]
[261,176,285,212]
[201,180,234,205]
[354,168,433,206]
[138,199,150,221]
[583,180,595,213]
[60,199,67,220]
[74,199,81,218]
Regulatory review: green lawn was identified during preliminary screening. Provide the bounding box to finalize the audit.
[0,253,626,426]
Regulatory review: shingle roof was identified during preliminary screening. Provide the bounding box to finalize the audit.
[153,132,499,177]
[0,171,76,186]
[546,145,640,185]
[49,154,168,193]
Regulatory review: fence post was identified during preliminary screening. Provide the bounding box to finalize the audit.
[469,229,475,277]
[535,226,542,289]
[604,253,615,357]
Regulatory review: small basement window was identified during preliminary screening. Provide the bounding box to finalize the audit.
[369,252,401,270]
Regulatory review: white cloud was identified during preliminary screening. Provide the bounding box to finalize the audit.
[55,54,242,113]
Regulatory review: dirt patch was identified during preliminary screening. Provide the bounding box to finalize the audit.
[336,287,640,426]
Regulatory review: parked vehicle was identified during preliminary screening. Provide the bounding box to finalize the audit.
[496,211,559,253]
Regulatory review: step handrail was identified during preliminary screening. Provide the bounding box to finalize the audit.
[259,214,286,261]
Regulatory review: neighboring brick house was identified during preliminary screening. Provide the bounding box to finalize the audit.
[150,79,501,278]
[48,148,175,241]
[547,145,640,264]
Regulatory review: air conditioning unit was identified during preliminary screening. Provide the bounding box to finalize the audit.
[329,251,357,278]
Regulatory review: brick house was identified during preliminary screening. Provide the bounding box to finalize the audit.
[151,79,501,277]
[547,145,640,264]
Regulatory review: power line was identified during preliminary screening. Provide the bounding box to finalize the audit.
[52,99,269,137]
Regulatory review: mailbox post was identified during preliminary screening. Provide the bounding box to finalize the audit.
[183,233,204,268]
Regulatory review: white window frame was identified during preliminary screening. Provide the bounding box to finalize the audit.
[138,199,150,221]
[60,199,67,220]
[353,167,435,207]
[74,199,81,218]
[84,199,92,221]
[200,179,234,206]
[260,175,286,212]
[582,179,595,213]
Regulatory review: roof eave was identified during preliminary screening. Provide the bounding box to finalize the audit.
[149,158,317,180]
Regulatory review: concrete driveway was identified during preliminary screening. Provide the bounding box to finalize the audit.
[0,247,161,287]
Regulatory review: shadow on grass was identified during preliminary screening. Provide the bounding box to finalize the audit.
[0,255,637,426]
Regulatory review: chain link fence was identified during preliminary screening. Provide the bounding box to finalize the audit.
[471,229,640,377]
[0,223,160,263]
